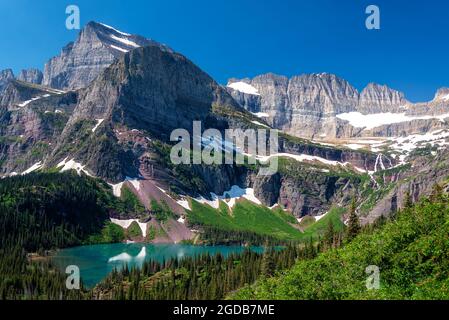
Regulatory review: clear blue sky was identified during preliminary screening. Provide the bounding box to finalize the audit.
[1,0,448,102]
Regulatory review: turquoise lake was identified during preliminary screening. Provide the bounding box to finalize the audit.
[52,243,263,288]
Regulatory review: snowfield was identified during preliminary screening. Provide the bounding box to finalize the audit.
[92,119,105,132]
[251,112,270,118]
[17,94,51,107]
[336,111,449,130]
[110,44,129,53]
[110,218,148,237]
[227,82,260,95]
[195,185,262,209]
[251,120,270,128]
[109,177,141,197]
[22,161,43,175]
[57,158,93,177]
[256,153,368,173]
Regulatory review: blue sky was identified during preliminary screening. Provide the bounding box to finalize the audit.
[0,0,448,102]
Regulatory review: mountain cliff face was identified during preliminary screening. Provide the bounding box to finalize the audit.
[46,44,243,183]
[17,68,43,85]
[1,21,447,241]
[0,69,15,94]
[358,83,407,113]
[42,22,171,90]
[227,74,449,139]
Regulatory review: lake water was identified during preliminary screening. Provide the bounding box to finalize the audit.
[52,243,263,288]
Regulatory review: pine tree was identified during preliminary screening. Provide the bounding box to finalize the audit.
[346,199,361,241]
[261,249,276,278]
[324,221,335,249]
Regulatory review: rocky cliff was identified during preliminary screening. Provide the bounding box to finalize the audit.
[0,69,15,94]
[42,21,171,90]
[17,68,43,85]
[1,21,445,230]
[227,73,449,139]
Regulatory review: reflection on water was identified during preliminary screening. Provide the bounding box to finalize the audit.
[52,243,263,288]
[108,247,146,263]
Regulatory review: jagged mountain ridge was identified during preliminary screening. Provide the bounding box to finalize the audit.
[0,21,445,231]
[227,73,449,139]
[0,23,389,222]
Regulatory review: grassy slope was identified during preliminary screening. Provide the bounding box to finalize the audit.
[189,200,302,240]
[188,199,345,241]
[231,195,449,300]
[300,207,346,239]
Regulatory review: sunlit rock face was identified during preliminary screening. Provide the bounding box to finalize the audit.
[17,68,43,85]
[42,21,170,91]
[227,73,449,139]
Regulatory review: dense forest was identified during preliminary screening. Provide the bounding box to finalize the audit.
[0,172,133,299]
[1,172,447,300]
[93,244,309,300]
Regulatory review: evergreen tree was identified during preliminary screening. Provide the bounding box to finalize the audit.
[323,221,335,249]
[261,249,276,277]
[346,199,361,241]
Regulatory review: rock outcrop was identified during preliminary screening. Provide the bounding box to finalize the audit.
[17,68,43,84]
[357,83,408,114]
[0,69,15,94]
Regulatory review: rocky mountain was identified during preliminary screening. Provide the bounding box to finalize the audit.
[358,83,407,113]
[0,69,15,94]
[42,21,171,90]
[1,21,448,244]
[17,68,43,84]
[227,74,449,139]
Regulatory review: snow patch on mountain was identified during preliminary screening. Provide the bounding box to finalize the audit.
[109,177,141,197]
[227,82,260,95]
[17,94,51,107]
[99,23,131,36]
[256,153,368,173]
[251,112,269,118]
[110,45,129,53]
[22,161,43,175]
[177,199,191,211]
[92,119,104,132]
[195,185,262,209]
[386,130,449,163]
[251,120,270,128]
[110,218,148,237]
[110,34,140,48]
[57,158,93,177]
[337,112,449,130]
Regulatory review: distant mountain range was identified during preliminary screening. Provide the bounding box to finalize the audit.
[227,73,449,139]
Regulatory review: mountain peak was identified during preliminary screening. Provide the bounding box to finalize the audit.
[43,22,171,90]
[433,88,449,102]
[358,82,407,113]
[18,68,43,84]
[0,69,15,94]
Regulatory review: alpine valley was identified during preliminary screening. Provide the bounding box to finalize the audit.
[1,21,449,300]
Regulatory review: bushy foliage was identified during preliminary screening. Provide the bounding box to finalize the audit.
[231,193,449,300]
